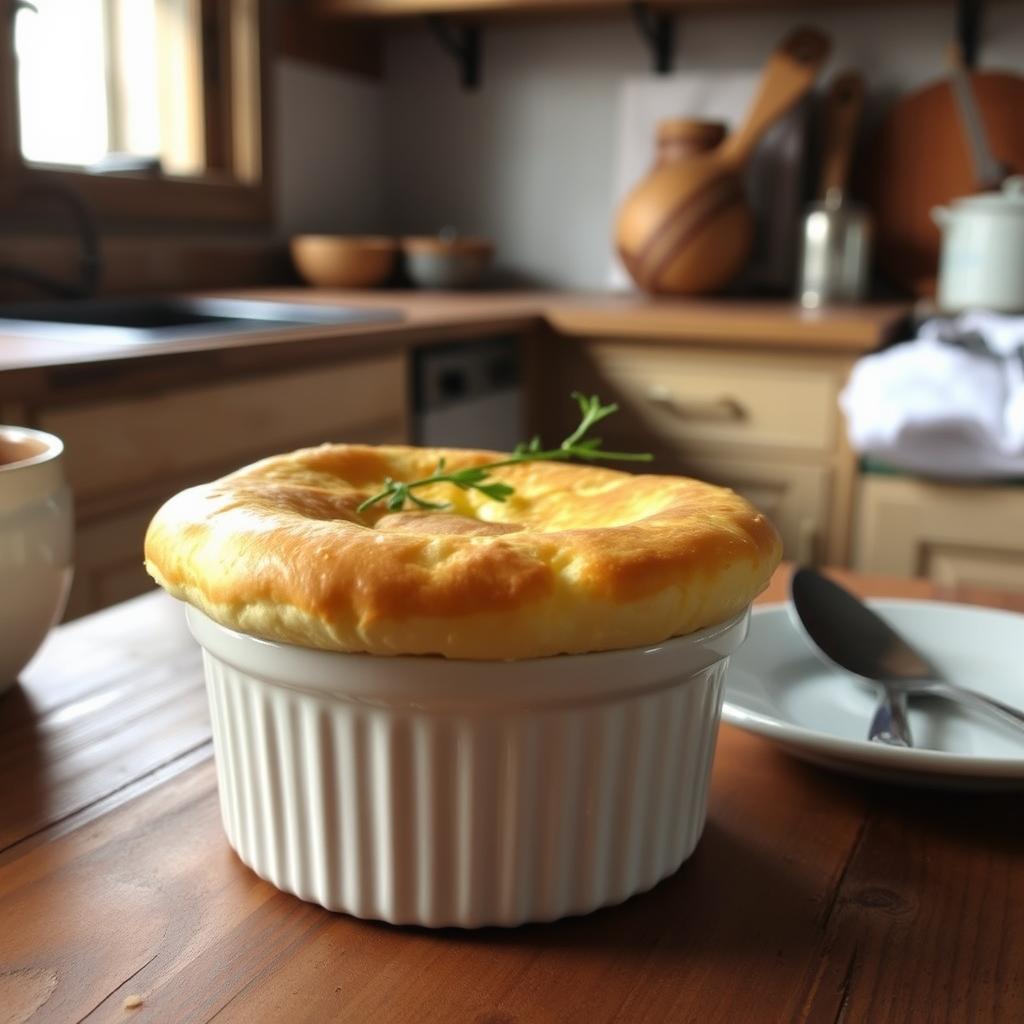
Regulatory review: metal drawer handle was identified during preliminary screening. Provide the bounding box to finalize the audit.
[646,386,746,422]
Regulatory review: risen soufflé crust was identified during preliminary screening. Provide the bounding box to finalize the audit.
[144,444,782,659]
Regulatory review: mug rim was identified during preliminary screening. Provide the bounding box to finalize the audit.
[0,425,64,473]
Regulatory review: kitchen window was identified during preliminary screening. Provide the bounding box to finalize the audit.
[0,0,268,224]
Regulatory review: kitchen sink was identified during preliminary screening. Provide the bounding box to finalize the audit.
[0,296,402,342]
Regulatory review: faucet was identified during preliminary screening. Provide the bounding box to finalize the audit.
[0,181,102,300]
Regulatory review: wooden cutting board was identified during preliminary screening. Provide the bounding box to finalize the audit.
[859,71,1024,296]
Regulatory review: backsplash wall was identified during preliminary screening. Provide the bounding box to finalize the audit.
[276,58,385,235]
[279,2,1024,290]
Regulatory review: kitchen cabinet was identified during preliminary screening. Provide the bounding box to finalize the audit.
[28,351,408,619]
[541,338,859,564]
[2,290,908,610]
[853,474,1024,592]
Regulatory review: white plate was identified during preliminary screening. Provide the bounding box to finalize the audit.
[723,599,1024,789]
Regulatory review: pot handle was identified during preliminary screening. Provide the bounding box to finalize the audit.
[931,206,950,228]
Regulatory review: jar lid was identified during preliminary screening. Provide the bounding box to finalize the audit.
[949,176,1024,214]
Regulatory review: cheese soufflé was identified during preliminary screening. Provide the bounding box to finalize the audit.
[144,444,782,660]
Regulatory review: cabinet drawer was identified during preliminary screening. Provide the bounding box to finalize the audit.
[40,353,406,503]
[558,342,843,455]
[854,475,1024,591]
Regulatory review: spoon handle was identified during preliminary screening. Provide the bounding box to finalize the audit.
[932,683,1024,732]
[869,689,913,747]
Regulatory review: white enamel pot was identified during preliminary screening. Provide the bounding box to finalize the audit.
[932,176,1024,313]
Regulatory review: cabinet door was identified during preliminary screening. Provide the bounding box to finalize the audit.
[39,353,407,505]
[647,450,831,564]
[48,355,409,618]
[854,475,1024,591]
[63,505,158,620]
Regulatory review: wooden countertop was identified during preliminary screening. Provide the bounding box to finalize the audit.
[0,289,910,399]
[2,566,1020,1023]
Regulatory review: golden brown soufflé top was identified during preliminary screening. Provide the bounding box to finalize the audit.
[144,444,782,659]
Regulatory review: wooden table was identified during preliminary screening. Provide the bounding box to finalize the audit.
[2,568,1022,1023]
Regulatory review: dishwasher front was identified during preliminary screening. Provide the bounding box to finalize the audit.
[412,336,524,451]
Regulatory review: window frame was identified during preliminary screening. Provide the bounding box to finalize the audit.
[0,0,272,227]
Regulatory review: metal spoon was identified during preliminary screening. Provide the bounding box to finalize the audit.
[788,566,1024,743]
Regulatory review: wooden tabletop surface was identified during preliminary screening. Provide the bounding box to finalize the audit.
[2,566,1021,1023]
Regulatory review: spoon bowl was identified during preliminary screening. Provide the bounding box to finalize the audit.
[788,566,1024,736]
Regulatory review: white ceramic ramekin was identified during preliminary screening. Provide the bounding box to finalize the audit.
[187,605,750,928]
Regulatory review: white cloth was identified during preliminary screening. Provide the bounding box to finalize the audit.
[840,310,1024,479]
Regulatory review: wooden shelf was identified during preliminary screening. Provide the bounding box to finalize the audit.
[313,0,925,20]
[315,0,651,19]
[307,0,954,85]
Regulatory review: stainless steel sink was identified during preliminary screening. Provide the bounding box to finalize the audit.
[0,296,401,342]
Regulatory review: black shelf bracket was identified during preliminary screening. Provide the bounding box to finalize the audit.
[631,2,675,75]
[956,0,983,69]
[426,16,482,90]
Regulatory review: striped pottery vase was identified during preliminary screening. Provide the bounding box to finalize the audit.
[615,118,754,296]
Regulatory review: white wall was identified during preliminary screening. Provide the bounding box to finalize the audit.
[274,3,1024,288]
[275,57,385,235]
[380,1,1024,288]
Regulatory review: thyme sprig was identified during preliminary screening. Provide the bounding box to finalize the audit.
[357,392,652,514]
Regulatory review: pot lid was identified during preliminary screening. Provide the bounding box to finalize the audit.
[948,176,1024,214]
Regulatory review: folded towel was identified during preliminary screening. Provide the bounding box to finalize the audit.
[840,310,1024,480]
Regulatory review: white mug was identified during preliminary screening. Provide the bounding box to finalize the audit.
[0,426,73,691]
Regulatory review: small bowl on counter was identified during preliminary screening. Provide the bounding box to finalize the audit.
[290,235,398,289]
[402,234,494,289]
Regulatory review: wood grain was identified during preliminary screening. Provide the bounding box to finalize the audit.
[0,715,869,1024]
[1,570,1020,1023]
[0,593,204,853]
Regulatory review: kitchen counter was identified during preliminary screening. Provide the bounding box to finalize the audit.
[2,564,1021,1023]
[0,289,910,400]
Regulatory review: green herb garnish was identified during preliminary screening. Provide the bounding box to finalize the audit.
[357,392,653,514]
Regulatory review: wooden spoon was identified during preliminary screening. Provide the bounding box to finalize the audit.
[819,69,865,202]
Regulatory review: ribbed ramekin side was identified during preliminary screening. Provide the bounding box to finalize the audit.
[201,654,726,928]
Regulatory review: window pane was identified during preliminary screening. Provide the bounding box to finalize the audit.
[14,0,258,182]
[15,0,206,177]
[15,0,110,166]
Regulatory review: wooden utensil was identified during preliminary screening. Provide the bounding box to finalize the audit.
[819,70,864,201]
[616,27,831,296]
[860,71,1024,296]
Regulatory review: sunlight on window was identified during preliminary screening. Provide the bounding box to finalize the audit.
[15,0,110,166]
[14,0,206,176]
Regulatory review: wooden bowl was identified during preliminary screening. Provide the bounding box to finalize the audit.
[289,235,398,288]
